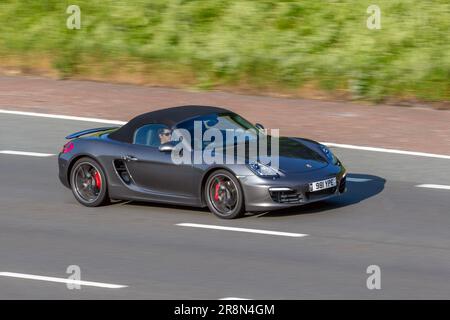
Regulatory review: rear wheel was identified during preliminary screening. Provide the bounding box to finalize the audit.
[205,170,245,219]
[70,157,110,207]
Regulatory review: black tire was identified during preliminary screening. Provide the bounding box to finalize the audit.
[204,169,245,219]
[70,157,110,207]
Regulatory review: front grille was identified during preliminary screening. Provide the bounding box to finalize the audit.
[306,186,337,200]
[270,190,304,204]
[270,177,344,204]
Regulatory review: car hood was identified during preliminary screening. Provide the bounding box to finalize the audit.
[258,137,329,174]
[215,136,329,173]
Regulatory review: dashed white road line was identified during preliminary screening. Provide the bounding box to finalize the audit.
[176,223,308,238]
[0,109,126,125]
[346,177,371,182]
[0,272,127,289]
[0,150,55,157]
[416,184,450,191]
[322,142,450,160]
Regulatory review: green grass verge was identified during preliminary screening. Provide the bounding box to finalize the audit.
[0,0,449,101]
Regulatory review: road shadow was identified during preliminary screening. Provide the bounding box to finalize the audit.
[112,173,385,218]
[116,199,210,213]
[256,173,385,218]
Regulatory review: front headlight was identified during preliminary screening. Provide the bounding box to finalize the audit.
[320,145,339,165]
[248,161,279,177]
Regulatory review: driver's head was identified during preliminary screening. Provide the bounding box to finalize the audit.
[158,128,172,144]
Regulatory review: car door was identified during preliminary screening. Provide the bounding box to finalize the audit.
[123,124,195,199]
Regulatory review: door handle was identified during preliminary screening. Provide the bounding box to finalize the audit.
[122,155,138,162]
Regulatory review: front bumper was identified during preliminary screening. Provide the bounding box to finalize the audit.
[239,165,346,212]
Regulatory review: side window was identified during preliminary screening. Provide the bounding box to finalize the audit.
[133,124,168,147]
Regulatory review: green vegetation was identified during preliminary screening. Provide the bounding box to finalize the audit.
[0,0,449,101]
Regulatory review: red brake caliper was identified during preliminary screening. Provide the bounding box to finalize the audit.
[214,180,221,201]
[94,171,102,189]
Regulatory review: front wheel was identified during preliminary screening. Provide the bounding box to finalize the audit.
[205,170,245,219]
[70,157,110,207]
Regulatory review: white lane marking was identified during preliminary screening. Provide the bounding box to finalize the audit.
[176,223,308,238]
[2,109,449,160]
[322,142,450,160]
[416,184,450,190]
[0,272,127,289]
[347,177,371,182]
[0,109,126,125]
[0,150,55,157]
[220,297,252,300]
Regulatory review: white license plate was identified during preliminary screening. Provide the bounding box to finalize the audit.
[309,177,337,192]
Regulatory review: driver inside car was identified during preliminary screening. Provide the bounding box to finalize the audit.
[158,128,172,145]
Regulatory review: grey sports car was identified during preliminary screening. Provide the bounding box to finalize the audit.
[59,105,347,219]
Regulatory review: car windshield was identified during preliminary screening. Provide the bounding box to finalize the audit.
[175,113,263,149]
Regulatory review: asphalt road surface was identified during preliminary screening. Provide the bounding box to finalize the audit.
[1,112,450,299]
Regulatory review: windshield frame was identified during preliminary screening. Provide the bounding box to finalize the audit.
[173,112,265,149]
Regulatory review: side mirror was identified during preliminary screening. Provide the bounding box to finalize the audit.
[255,123,265,131]
[159,141,176,152]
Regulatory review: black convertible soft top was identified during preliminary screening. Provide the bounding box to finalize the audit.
[108,105,230,143]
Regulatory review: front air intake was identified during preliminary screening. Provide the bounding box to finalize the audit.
[269,189,304,204]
